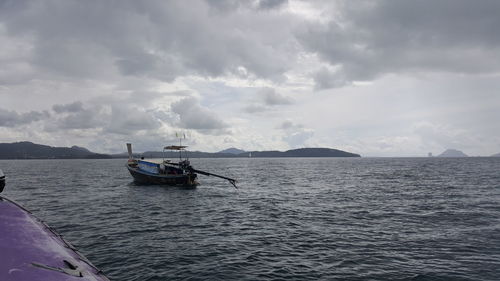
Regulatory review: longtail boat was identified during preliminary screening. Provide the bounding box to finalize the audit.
[125,143,237,188]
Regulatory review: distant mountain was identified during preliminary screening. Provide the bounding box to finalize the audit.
[241,148,361,158]
[71,145,92,153]
[124,147,361,158]
[0,141,111,159]
[218,148,246,154]
[0,141,360,159]
[437,149,468,157]
[491,152,500,157]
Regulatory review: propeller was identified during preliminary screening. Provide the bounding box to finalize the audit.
[168,162,238,188]
[190,168,238,188]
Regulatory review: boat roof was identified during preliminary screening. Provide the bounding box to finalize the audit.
[138,159,163,165]
[164,145,188,150]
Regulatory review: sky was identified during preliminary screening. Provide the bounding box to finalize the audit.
[1,0,499,156]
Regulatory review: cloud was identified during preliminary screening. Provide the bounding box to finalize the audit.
[243,104,268,113]
[0,0,295,84]
[298,0,500,89]
[49,100,165,135]
[313,66,349,90]
[258,0,288,10]
[171,97,229,134]
[260,87,293,105]
[277,120,303,130]
[52,101,84,113]
[413,122,476,151]
[1,1,499,156]
[283,130,314,148]
[106,106,162,135]
[243,87,293,112]
[49,102,108,130]
[206,0,288,13]
[0,108,49,127]
[277,119,314,148]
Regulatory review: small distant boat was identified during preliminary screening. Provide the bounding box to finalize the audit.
[125,143,237,188]
[0,170,109,280]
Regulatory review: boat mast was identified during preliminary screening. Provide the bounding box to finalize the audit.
[177,132,187,161]
[179,133,182,161]
[126,143,134,161]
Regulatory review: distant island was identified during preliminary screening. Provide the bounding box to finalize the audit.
[0,141,360,159]
[0,141,111,159]
[218,147,246,154]
[137,147,360,158]
[437,149,468,157]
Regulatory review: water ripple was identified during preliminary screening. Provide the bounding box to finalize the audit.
[1,157,500,280]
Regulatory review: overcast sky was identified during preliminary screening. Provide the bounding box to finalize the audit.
[1,0,499,156]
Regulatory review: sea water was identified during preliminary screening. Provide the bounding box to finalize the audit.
[1,157,499,280]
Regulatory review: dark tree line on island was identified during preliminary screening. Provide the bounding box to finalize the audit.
[3,141,497,159]
[0,142,361,159]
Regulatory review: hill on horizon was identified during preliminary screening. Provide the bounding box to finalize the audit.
[0,141,361,159]
[218,148,246,154]
[437,149,468,157]
[0,141,111,159]
[139,147,360,158]
[242,147,360,158]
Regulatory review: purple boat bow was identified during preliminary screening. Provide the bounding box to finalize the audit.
[0,195,109,281]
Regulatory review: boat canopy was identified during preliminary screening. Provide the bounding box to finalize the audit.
[164,145,188,150]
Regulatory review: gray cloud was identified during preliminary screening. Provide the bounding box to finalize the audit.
[0,0,294,84]
[56,107,107,130]
[171,97,229,133]
[243,87,293,112]
[277,120,303,130]
[205,0,244,13]
[298,0,500,89]
[44,102,108,131]
[1,1,499,155]
[313,67,349,90]
[115,54,159,77]
[105,106,162,135]
[283,130,314,148]
[243,104,268,113]
[277,119,313,148]
[261,87,293,105]
[49,100,165,135]
[206,0,288,12]
[2,0,498,88]
[258,0,288,10]
[412,122,485,152]
[52,101,84,113]
[0,108,49,127]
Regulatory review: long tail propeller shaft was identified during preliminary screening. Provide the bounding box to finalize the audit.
[192,168,238,188]
[169,162,238,188]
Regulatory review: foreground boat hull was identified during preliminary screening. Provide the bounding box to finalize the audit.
[127,164,197,186]
[0,196,109,281]
[0,169,4,193]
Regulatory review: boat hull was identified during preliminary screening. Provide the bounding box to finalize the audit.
[127,164,197,186]
[0,169,4,193]
[0,196,109,281]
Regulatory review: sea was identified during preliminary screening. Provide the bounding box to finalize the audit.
[1,157,499,281]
